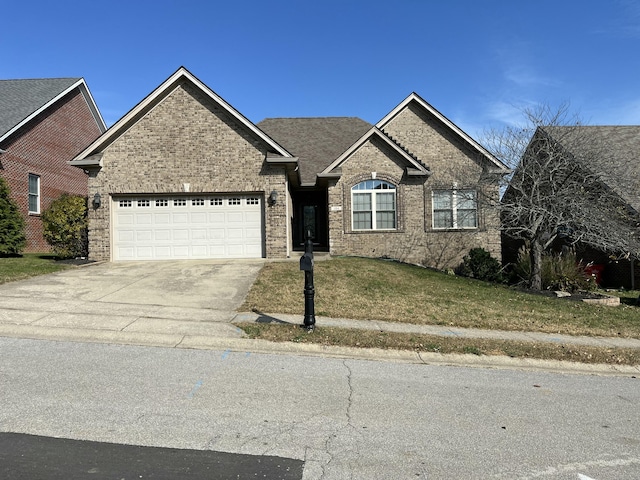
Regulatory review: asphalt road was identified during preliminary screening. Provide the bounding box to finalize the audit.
[0,337,638,479]
[0,432,303,479]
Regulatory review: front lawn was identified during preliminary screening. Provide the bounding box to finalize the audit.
[0,254,72,284]
[241,257,640,339]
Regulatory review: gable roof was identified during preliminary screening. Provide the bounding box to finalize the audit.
[377,92,509,174]
[0,78,106,143]
[258,117,372,186]
[543,125,640,213]
[319,126,432,179]
[71,67,293,166]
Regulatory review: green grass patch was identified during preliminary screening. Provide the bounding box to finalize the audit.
[238,323,640,366]
[243,257,640,339]
[0,254,72,284]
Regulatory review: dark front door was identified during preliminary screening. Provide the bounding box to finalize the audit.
[292,190,328,251]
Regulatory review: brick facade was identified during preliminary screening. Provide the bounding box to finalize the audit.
[0,88,103,252]
[87,81,289,261]
[328,103,503,269]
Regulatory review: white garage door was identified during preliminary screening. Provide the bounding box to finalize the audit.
[112,195,264,260]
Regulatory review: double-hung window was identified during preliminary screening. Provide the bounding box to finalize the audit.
[28,174,40,214]
[432,189,477,229]
[352,180,396,230]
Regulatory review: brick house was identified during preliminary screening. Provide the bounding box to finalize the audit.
[502,125,640,289]
[71,67,508,268]
[0,78,106,252]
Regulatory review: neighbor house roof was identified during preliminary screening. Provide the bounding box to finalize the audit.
[0,78,106,143]
[543,125,640,213]
[258,117,372,186]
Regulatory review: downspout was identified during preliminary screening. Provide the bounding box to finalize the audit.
[285,176,290,258]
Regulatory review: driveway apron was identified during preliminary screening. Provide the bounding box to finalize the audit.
[0,260,264,342]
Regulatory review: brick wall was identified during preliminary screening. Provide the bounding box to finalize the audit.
[87,81,289,261]
[0,88,103,252]
[328,103,502,270]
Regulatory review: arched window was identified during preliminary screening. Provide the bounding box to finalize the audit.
[351,180,396,230]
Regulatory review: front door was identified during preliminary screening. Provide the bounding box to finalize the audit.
[292,190,328,250]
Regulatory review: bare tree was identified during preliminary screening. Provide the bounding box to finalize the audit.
[482,104,640,290]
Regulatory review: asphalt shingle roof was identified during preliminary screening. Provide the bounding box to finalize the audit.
[258,117,372,185]
[0,78,80,138]
[544,125,640,212]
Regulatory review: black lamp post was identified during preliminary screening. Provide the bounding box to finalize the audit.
[299,229,316,331]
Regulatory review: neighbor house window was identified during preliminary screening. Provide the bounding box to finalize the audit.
[28,174,40,214]
[432,189,477,229]
[351,180,396,230]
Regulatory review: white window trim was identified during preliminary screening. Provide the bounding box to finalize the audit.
[432,189,478,230]
[351,180,397,231]
[28,173,40,214]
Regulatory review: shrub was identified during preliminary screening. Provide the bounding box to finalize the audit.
[512,247,596,292]
[458,248,505,283]
[0,177,26,255]
[41,194,88,259]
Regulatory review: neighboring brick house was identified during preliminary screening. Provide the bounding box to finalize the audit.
[503,126,640,289]
[71,67,508,268]
[0,78,106,252]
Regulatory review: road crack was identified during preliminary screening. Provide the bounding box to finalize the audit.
[319,360,361,480]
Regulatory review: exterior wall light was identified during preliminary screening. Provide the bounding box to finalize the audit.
[92,192,102,209]
[269,190,278,205]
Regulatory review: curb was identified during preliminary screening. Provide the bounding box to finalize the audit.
[1,323,638,378]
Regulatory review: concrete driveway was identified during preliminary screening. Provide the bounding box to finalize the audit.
[0,260,265,346]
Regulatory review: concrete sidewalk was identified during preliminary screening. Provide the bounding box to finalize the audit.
[233,311,640,350]
[0,260,638,375]
[1,305,639,376]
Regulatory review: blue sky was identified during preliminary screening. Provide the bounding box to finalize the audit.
[3,0,640,138]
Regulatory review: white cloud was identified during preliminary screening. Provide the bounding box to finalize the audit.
[504,65,562,89]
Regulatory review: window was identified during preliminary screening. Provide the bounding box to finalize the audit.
[247,197,259,205]
[28,174,40,213]
[155,199,168,207]
[174,199,186,207]
[192,198,205,206]
[137,199,150,207]
[119,199,132,208]
[229,198,241,206]
[211,198,223,206]
[351,180,396,230]
[432,189,477,229]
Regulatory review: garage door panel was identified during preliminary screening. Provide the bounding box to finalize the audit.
[154,230,171,241]
[155,213,171,224]
[192,229,207,240]
[191,212,207,223]
[173,246,190,257]
[136,213,153,225]
[136,230,153,241]
[118,213,135,225]
[173,229,189,241]
[113,195,264,260]
[118,230,135,242]
[155,246,172,258]
[118,247,135,260]
[226,212,245,223]
[136,247,153,258]
[172,213,189,223]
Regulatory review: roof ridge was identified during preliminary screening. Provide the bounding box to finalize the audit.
[260,116,369,121]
